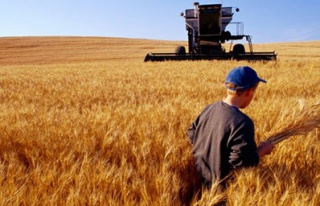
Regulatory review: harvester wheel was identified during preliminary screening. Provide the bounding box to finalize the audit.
[233,44,245,55]
[175,46,186,56]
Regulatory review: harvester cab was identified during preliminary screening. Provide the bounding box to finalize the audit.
[144,2,276,62]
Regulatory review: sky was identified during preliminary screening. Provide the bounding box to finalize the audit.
[0,0,319,43]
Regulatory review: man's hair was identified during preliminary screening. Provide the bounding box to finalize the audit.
[226,82,259,95]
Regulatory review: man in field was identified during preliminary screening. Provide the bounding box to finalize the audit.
[188,66,274,189]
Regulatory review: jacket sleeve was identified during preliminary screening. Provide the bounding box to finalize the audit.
[187,122,196,144]
[187,116,200,144]
[228,121,259,169]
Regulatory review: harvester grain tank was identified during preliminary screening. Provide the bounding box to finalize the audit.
[144,2,277,62]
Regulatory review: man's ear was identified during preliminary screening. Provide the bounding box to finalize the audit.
[244,89,252,96]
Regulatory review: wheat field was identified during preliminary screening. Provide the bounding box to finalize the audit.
[0,37,319,205]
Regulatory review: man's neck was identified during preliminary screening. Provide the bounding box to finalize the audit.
[223,95,244,109]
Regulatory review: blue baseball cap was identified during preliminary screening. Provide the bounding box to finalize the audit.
[225,66,267,91]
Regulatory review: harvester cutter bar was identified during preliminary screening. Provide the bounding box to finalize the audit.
[144,52,277,62]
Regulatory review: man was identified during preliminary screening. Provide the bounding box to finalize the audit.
[187,66,274,188]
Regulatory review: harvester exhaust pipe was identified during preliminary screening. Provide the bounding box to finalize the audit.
[194,2,199,17]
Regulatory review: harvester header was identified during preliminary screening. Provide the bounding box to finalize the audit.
[144,2,277,62]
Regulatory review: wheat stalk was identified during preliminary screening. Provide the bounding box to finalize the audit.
[266,103,320,145]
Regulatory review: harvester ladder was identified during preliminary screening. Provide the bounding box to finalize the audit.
[246,35,253,53]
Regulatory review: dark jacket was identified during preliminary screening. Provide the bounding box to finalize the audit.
[188,101,259,185]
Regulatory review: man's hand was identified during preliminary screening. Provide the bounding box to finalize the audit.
[257,141,275,157]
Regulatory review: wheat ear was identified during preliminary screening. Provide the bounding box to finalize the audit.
[266,103,320,145]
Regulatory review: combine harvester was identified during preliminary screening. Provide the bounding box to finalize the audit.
[144,2,277,62]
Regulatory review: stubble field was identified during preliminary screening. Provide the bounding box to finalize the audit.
[0,37,319,205]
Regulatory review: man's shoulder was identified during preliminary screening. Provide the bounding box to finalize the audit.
[201,101,222,114]
[204,101,223,109]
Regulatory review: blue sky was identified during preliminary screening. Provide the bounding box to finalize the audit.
[0,0,319,43]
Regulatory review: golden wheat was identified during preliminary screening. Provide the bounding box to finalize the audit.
[0,37,319,205]
[266,103,320,144]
